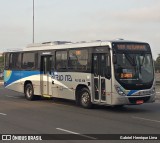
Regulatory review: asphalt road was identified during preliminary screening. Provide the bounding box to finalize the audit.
[0,85,160,142]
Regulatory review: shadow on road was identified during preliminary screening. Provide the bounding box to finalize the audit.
[40,97,154,114]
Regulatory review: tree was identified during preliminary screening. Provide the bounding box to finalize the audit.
[0,54,4,72]
[155,54,160,72]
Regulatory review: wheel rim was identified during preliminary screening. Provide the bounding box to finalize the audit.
[81,92,90,106]
[26,86,32,98]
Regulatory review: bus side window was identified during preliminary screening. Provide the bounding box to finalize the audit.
[56,51,67,71]
[15,53,21,69]
[9,53,18,69]
[68,49,88,71]
[68,50,78,70]
[22,53,35,70]
[9,53,13,69]
[5,53,9,70]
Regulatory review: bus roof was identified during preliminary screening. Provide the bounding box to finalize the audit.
[6,39,148,52]
[24,40,109,51]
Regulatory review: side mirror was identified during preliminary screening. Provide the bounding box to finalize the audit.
[113,55,117,64]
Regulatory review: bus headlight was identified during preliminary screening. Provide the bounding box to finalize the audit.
[115,85,126,96]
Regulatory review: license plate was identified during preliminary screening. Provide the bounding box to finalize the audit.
[136,100,144,104]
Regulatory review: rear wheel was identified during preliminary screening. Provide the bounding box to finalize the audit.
[79,88,92,109]
[24,83,35,101]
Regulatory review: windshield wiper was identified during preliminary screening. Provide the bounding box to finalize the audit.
[124,54,139,78]
[139,54,145,73]
[124,54,136,66]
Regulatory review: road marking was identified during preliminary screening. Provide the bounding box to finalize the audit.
[0,113,7,116]
[56,128,97,140]
[132,116,160,123]
[156,92,160,94]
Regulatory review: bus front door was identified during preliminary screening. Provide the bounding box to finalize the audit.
[40,56,52,97]
[93,53,111,103]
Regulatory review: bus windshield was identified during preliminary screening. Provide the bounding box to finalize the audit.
[113,43,154,90]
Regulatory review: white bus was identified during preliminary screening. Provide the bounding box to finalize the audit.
[4,40,156,108]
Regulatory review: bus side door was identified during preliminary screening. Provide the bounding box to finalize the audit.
[40,55,52,97]
[92,53,112,104]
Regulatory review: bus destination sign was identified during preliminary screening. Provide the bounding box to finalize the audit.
[116,44,148,51]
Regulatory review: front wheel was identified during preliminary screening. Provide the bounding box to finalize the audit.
[25,83,35,101]
[80,88,92,109]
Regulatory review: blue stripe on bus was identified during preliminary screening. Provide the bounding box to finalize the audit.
[4,70,40,87]
[127,90,138,96]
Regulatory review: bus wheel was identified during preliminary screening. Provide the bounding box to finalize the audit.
[80,88,92,109]
[25,83,35,101]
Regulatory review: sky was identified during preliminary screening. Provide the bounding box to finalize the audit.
[0,0,160,59]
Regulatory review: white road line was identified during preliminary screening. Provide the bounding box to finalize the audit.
[132,116,160,123]
[156,92,160,94]
[56,128,97,140]
[0,113,7,116]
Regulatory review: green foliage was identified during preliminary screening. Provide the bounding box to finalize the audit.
[0,55,4,71]
[155,54,160,72]
[0,56,4,62]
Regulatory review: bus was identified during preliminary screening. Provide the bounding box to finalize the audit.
[3,40,156,108]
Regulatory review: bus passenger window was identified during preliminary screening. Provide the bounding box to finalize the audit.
[68,49,88,71]
[9,53,21,69]
[5,53,9,69]
[56,51,67,70]
[22,53,35,69]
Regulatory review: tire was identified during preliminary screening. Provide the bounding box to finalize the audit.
[75,94,80,106]
[79,88,92,109]
[24,83,35,101]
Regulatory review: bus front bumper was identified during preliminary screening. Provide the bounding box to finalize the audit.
[111,94,156,105]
